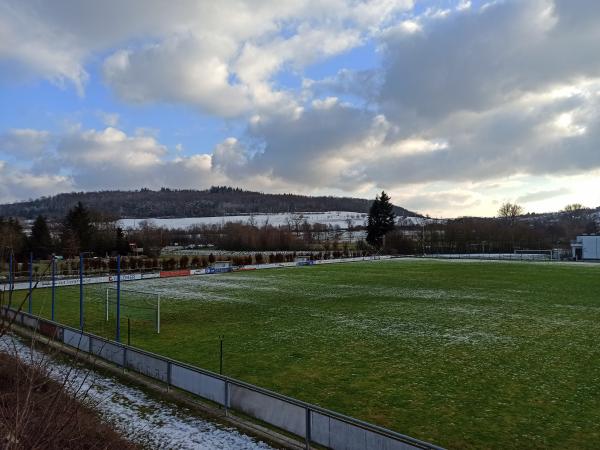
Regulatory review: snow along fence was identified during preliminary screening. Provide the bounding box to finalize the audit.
[3,307,443,450]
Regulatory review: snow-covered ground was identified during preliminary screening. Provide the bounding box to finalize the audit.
[119,211,369,229]
[119,211,432,230]
[0,335,274,450]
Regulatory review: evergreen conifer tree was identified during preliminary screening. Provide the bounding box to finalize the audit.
[366,191,396,249]
[29,215,52,258]
[62,202,94,253]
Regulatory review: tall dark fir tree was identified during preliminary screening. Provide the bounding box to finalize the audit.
[62,202,94,254]
[115,227,129,255]
[29,215,53,258]
[366,191,396,249]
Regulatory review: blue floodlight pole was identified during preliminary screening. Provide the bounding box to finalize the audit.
[28,252,33,314]
[116,255,121,342]
[79,253,84,330]
[8,252,13,294]
[51,256,56,321]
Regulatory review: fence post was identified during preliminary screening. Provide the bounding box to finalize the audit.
[224,379,229,416]
[116,255,121,342]
[219,336,224,375]
[167,361,171,392]
[305,407,312,449]
[51,257,56,321]
[79,253,84,330]
[8,252,13,294]
[28,252,33,314]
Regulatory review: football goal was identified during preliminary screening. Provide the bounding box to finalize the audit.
[513,249,553,261]
[105,287,161,333]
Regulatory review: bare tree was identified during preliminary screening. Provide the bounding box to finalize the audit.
[563,203,584,213]
[497,202,524,223]
[497,202,524,251]
[290,213,304,237]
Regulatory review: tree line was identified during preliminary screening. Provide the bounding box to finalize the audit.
[1,202,367,264]
[367,198,599,255]
[1,202,129,262]
[2,194,597,269]
[0,187,415,220]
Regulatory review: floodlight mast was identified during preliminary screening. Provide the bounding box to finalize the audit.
[116,254,121,342]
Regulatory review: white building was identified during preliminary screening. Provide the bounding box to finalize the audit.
[571,235,600,260]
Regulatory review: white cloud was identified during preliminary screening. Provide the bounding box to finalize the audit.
[211,138,249,178]
[1,0,413,116]
[0,129,51,157]
[57,127,166,168]
[0,125,232,203]
[50,127,227,191]
[0,160,72,203]
[103,35,251,117]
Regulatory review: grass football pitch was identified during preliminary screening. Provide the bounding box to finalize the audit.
[20,259,600,449]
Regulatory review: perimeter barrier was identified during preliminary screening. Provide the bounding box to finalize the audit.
[5,255,395,292]
[2,306,443,450]
[422,253,553,261]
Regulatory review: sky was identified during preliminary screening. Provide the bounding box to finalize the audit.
[0,0,599,218]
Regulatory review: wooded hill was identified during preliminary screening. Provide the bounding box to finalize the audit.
[0,187,418,220]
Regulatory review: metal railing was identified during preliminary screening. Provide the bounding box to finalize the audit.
[2,307,444,450]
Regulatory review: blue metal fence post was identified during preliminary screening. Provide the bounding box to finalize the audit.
[79,253,84,330]
[28,252,33,314]
[8,253,12,290]
[116,255,121,342]
[8,252,13,303]
[51,256,56,321]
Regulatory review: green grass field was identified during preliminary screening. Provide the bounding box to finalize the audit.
[19,259,600,449]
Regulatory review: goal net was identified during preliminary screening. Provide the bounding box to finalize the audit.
[105,287,161,333]
[513,249,553,260]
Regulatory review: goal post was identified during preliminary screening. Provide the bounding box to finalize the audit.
[105,287,161,333]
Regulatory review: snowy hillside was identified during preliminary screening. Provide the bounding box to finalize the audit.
[119,211,428,230]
